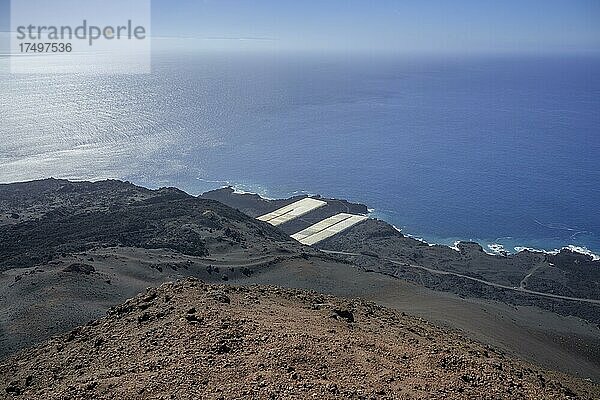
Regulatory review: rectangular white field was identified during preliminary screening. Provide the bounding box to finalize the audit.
[291,213,368,246]
[290,213,352,241]
[257,198,327,226]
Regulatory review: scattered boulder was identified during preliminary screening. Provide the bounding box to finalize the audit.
[331,309,354,323]
[5,381,22,395]
[185,314,202,323]
[138,312,151,323]
[206,290,230,304]
[214,342,231,354]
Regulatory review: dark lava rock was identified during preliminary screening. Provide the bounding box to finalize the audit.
[62,263,95,275]
[206,291,230,304]
[332,309,354,323]
[215,342,231,354]
[137,312,151,323]
[5,381,22,395]
[185,314,202,323]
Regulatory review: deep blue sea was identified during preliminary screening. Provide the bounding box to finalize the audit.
[1,51,599,255]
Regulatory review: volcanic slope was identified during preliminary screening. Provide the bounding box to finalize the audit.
[1,279,598,400]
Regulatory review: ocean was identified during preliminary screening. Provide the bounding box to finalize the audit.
[1,50,599,255]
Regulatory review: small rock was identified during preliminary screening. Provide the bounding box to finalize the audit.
[185,314,202,323]
[207,291,230,304]
[5,381,22,395]
[215,343,231,354]
[138,312,151,323]
[331,309,354,323]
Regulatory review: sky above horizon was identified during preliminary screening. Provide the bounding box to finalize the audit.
[1,0,599,53]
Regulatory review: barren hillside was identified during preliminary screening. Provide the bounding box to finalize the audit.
[1,279,597,399]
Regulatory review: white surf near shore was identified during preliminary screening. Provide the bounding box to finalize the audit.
[219,186,600,262]
[514,245,600,261]
[370,208,600,261]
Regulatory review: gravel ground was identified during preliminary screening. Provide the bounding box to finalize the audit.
[1,278,597,400]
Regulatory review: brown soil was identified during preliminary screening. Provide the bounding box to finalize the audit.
[1,279,597,400]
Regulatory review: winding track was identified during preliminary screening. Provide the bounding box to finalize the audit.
[519,263,545,289]
[320,250,600,305]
